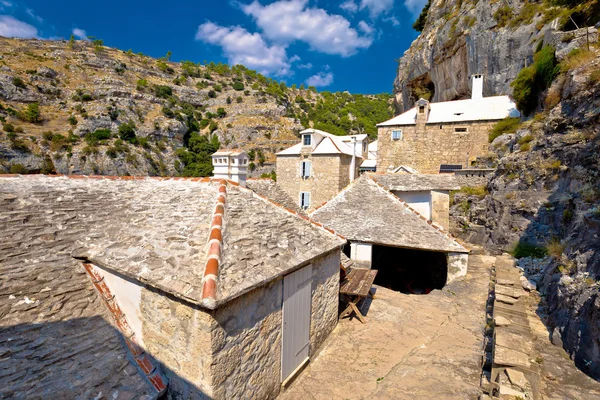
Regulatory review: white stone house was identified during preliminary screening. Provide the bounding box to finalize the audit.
[276,128,368,211]
[1,174,345,400]
[310,176,468,294]
[211,149,249,186]
[359,140,378,173]
[376,75,521,173]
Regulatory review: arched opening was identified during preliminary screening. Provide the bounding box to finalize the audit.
[371,245,447,294]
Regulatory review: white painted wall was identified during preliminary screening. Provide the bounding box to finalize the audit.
[350,242,372,266]
[96,265,145,347]
[394,190,432,221]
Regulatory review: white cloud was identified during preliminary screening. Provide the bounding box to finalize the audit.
[1,1,12,7]
[404,0,428,18]
[242,0,372,57]
[0,15,38,38]
[289,54,301,63]
[358,20,374,34]
[359,0,394,18]
[383,15,400,26]
[26,8,43,23]
[196,21,291,76]
[298,62,312,69]
[340,0,358,13]
[72,27,89,41]
[306,71,333,87]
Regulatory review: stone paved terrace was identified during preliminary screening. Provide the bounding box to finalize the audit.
[279,254,494,400]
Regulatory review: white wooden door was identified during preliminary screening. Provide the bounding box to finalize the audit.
[281,264,312,381]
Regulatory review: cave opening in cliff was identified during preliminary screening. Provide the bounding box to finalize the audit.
[371,245,447,294]
[409,73,435,103]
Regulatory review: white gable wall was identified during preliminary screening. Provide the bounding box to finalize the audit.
[393,190,432,221]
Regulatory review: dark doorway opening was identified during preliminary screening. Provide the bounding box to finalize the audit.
[372,245,447,294]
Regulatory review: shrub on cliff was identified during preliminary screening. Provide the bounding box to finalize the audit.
[494,5,514,28]
[511,46,559,115]
[412,0,431,32]
[489,117,521,142]
[17,103,41,123]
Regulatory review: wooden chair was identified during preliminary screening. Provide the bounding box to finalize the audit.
[339,266,378,323]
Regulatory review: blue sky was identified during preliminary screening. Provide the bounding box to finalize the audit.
[0,0,427,94]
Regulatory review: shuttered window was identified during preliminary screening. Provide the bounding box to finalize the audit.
[300,160,311,178]
[299,192,311,209]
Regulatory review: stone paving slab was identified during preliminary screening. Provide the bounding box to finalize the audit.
[278,255,493,400]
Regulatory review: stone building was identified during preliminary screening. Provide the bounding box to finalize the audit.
[369,173,462,231]
[310,175,468,294]
[276,128,367,211]
[0,174,344,400]
[377,75,520,173]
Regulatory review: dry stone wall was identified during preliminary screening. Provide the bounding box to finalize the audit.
[431,190,450,231]
[140,288,214,399]
[309,252,340,356]
[211,280,283,400]
[377,121,496,173]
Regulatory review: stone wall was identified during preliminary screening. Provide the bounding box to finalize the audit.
[210,250,340,400]
[309,252,340,354]
[140,288,214,399]
[446,253,469,283]
[277,154,354,211]
[377,120,497,173]
[431,190,450,231]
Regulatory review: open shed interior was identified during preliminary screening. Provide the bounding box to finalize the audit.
[371,245,447,294]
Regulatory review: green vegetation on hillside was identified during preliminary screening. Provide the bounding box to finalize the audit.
[413,0,431,32]
[511,46,559,115]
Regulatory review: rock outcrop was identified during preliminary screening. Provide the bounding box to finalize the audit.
[393,0,597,112]
[450,44,600,378]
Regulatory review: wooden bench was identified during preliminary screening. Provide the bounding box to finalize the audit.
[339,268,378,323]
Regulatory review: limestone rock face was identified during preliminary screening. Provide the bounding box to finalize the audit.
[394,0,556,113]
[449,45,600,379]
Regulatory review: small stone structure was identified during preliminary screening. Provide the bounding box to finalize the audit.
[276,128,367,211]
[310,175,469,286]
[211,149,249,186]
[377,76,520,173]
[369,173,462,231]
[0,175,344,400]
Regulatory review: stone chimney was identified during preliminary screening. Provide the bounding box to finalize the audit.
[471,74,483,100]
[211,150,249,187]
[415,98,430,130]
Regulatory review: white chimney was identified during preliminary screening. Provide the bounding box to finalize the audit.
[350,136,357,181]
[211,150,248,187]
[471,74,483,100]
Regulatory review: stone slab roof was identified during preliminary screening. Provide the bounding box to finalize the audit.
[246,178,306,215]
[377,95,520,126]
[310,176,467,253]
[369,173,461,191]
[0,176,157,399]
[2,175,342,311]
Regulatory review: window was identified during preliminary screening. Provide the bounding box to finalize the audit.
[419,106,425,113]
[303,134,312,146]
[454,127,468,133]
[391,130,403,141]
[299,192,311,209]
[300,160,311,179]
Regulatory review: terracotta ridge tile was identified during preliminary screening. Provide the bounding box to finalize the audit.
[81,263,168,395]
[200,180,229,306]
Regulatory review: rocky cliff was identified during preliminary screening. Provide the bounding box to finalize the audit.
[0,38,391,177]
[394,0,599,112]
[449,40,600,378]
